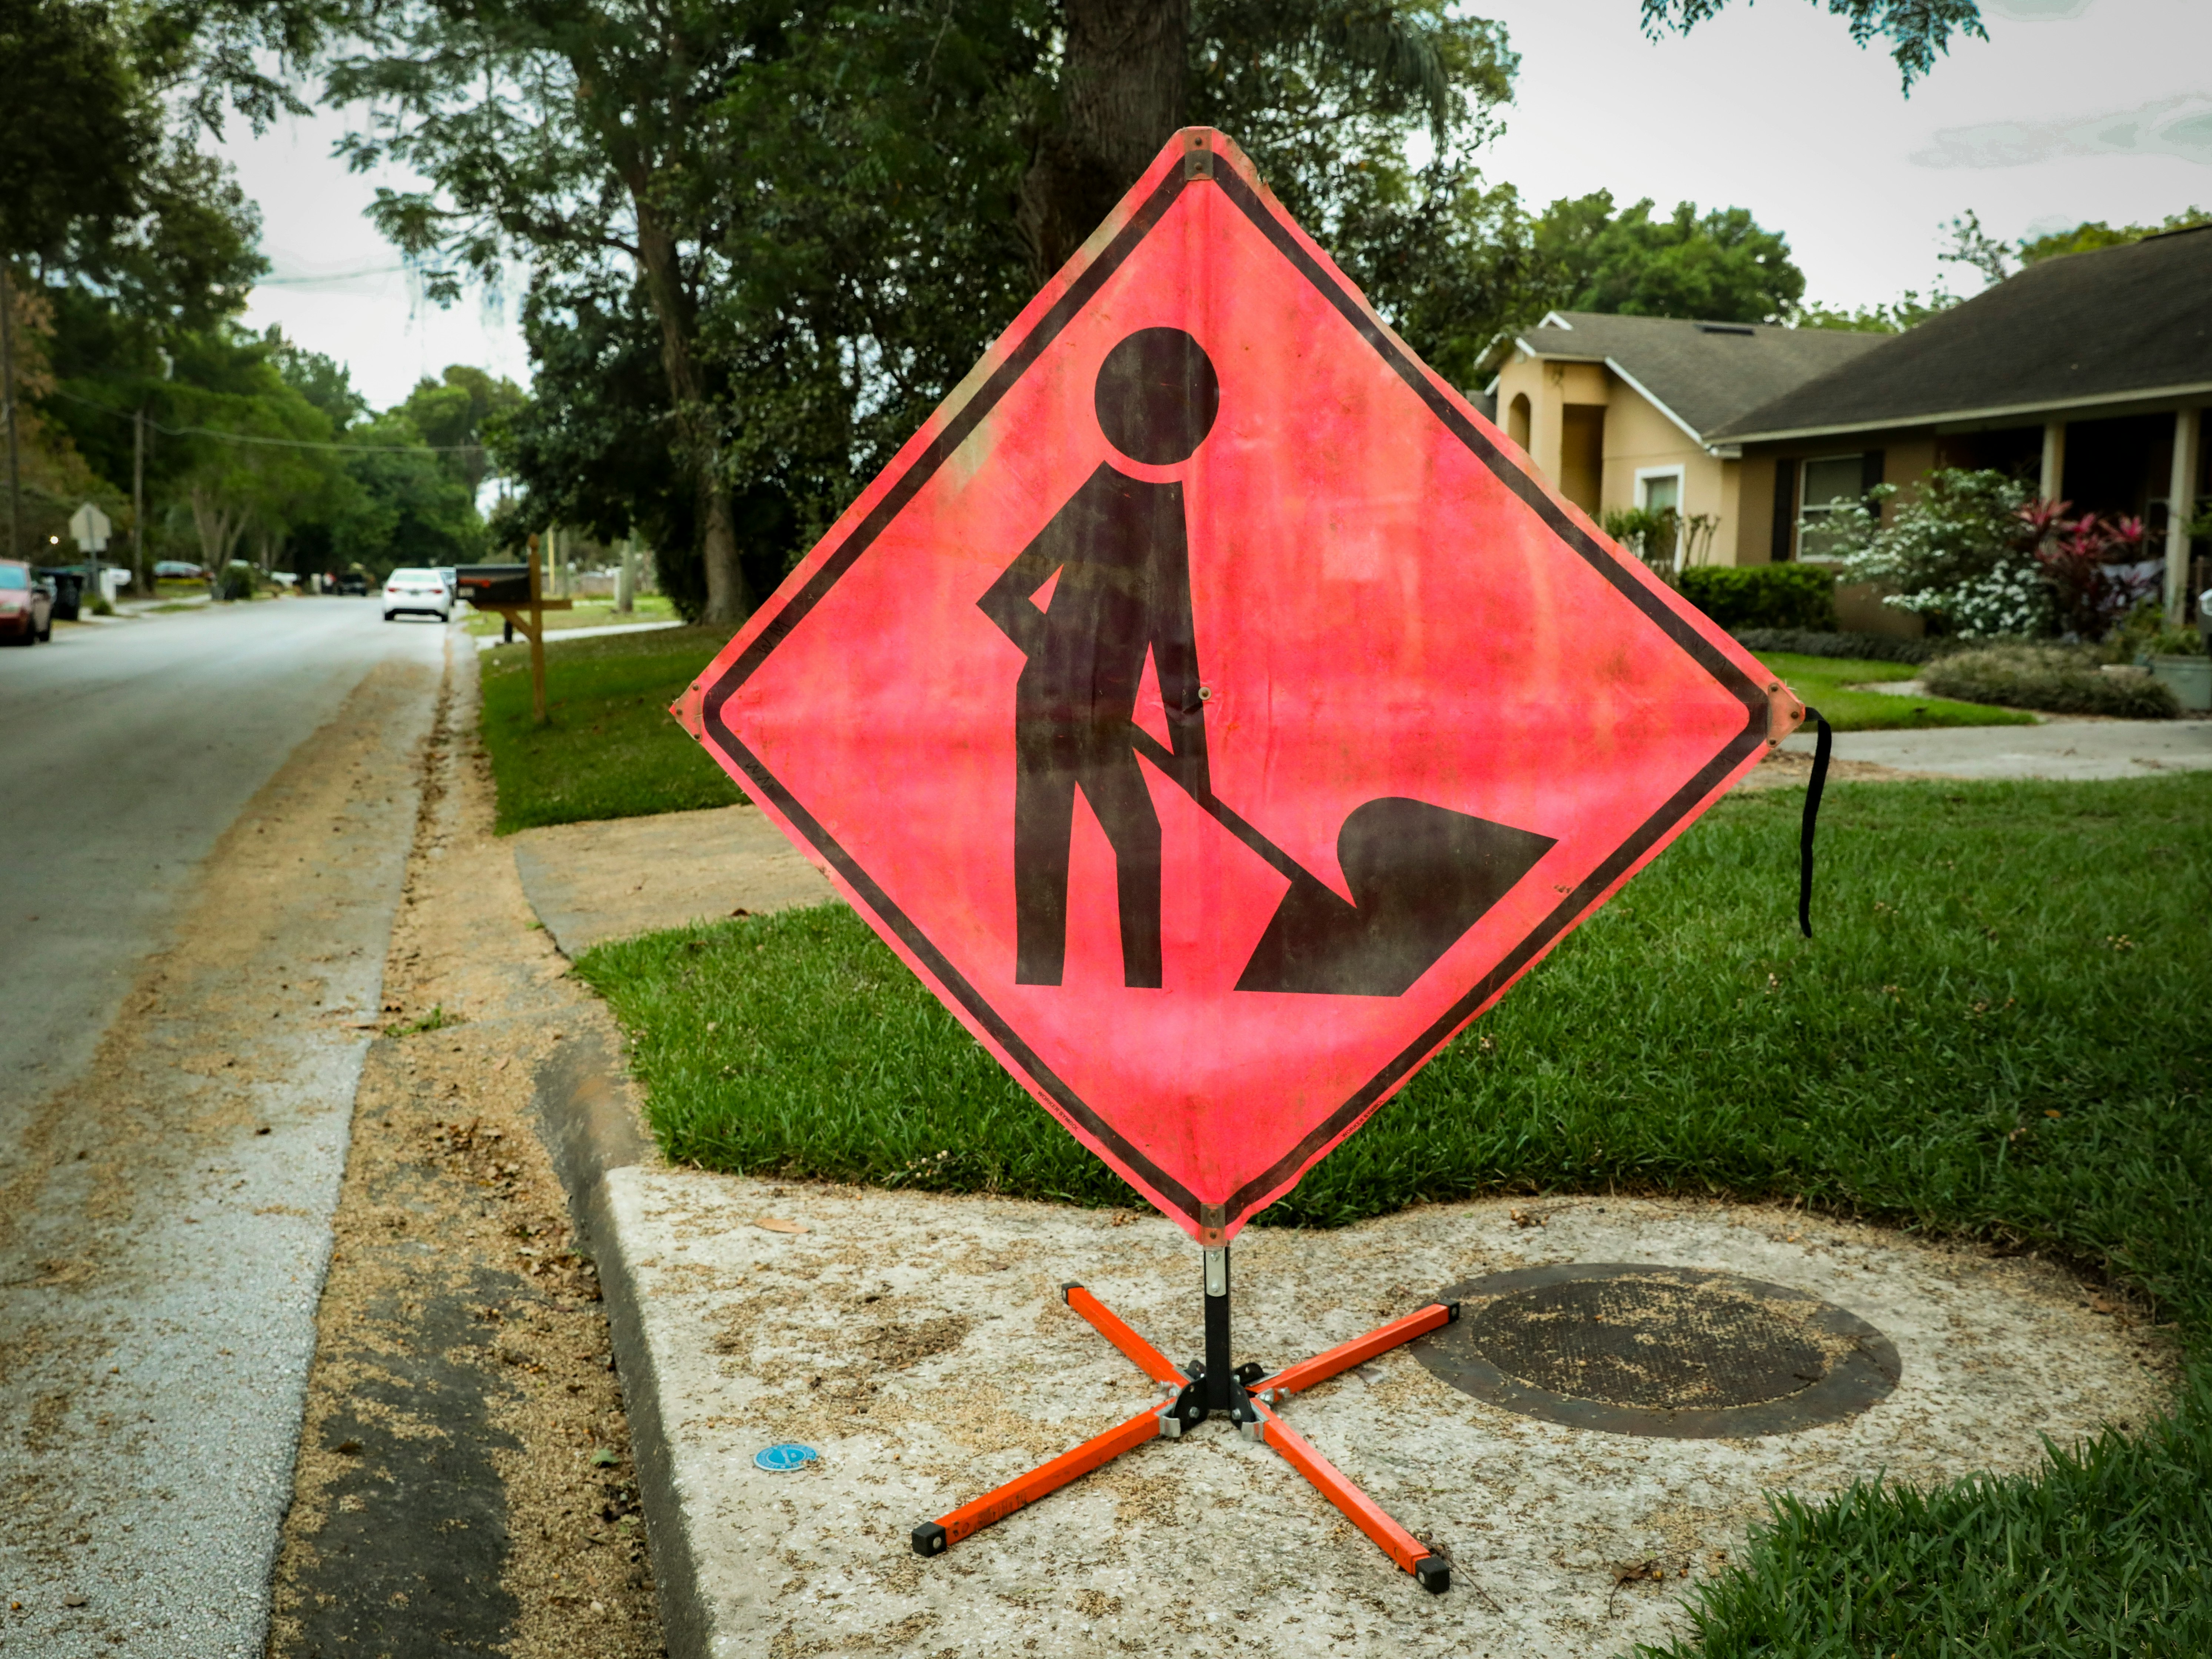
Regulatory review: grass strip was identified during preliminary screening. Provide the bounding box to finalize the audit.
[578,772,2211,1657]
[478,624,740,833]
[1759,651,2037,732]
[577,773,2208,1303]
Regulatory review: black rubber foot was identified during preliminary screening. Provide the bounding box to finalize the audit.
[911,1522,948,1557]
[1414,1556,1450,1594]
[1060,1282,1082,1302]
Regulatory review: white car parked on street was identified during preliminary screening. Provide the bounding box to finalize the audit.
[383,567,454,623]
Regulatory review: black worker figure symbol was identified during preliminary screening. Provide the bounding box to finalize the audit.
[980,327,1562,997]
[978,327,1219,988]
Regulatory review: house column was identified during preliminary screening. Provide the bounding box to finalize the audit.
[2039,420,2066,503]
[2168,405,2202,623]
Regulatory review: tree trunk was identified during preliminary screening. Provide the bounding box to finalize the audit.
[1,267,21,563]
[633,197,750,627]
[188,486,244,580]
[133,405,151,600]
[1017,0,1190,281]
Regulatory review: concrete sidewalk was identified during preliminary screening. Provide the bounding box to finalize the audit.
[475,619,686,651]
[581,1176,2165,1659]
[510,802,839,957]
[1780,717,2212,780]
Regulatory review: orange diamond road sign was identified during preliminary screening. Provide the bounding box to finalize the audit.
[677,128,1800,1246]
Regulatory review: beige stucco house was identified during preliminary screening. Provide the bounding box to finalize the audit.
[1479,313,1888,565]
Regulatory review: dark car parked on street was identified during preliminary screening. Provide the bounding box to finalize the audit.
[1,561,55,644]
[35,567,85,621]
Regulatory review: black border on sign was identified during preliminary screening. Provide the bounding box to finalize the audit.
[702,157,1769,1234]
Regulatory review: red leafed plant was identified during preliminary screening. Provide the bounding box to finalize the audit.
[2021,501,2157,640]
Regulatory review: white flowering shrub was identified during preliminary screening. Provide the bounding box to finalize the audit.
[1813,468,2145,641]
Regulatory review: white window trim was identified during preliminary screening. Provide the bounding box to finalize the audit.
[1635,464,1687,508]
[1795,451,1865,559]
[1634,465,1689,570]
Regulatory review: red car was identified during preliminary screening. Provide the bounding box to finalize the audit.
[0,560,54,645]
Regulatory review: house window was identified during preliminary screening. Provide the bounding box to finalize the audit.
[1632,467,1688,567]
[1797,454,1866,558]
[1507,393,1531,450]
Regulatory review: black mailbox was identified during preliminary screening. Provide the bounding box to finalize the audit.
[456,564,533,607]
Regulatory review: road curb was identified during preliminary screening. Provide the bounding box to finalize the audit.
[528,1030,710,1659]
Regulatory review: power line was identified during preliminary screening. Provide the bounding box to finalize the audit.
[47,386,489,455]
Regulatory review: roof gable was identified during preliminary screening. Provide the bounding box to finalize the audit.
[1508,313,1889,442]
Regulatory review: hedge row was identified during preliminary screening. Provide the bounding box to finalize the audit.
[1677,563,1836,631]
[1924,644,2180,719]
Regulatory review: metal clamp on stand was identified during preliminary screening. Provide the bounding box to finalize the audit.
[909,1245,1461,1593]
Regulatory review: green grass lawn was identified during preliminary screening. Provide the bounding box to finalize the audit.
[1759,651,2039,732]
[576,772,2212,1656]
[478,624,740,833]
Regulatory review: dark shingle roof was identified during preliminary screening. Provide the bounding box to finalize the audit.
[1712,225,2212,441]
[1509,313,1889,441]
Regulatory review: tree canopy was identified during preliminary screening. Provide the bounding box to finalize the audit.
[1640,0,1985,89]
[330,0,1520,622]
[2018,207,2212,267]
[1527,192,1806,324]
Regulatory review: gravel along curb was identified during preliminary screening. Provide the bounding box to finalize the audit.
[266,632,664,1657]
[527,1031,709,1659]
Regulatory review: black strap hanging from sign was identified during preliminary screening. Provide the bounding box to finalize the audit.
[1797,706,1833,939]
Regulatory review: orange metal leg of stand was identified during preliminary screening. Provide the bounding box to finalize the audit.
[1262,1302,1454,1398]
[914,1405,1165,1555]
[1064,1283,1185,1385]
[1248,1398,1441,1584]
[912,1285,1454,1593]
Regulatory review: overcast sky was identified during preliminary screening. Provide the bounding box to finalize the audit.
[223,0,2209,411]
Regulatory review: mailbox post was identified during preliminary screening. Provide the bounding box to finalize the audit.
[456,535,571,724]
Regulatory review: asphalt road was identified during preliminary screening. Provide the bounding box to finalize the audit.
[0,600,447,1655]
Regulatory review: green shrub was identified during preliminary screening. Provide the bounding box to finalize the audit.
[1924,643,2179,718]
[1678,564,1835,630]
[1732,627,1942,666]
[217,560,256,601]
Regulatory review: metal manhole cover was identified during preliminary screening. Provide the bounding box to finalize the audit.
[1413,1263,1901,1439]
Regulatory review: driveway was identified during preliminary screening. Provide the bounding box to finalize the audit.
[0,600,446,1656]
[1780,716,2212,780]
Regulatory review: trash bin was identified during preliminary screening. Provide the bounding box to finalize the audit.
[36,568,84,622]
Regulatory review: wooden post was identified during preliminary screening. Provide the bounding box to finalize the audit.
[528,533,549,725]
[483,541,570,722]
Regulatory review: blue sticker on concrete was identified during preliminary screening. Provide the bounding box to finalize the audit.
[754,1443,819,1472]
